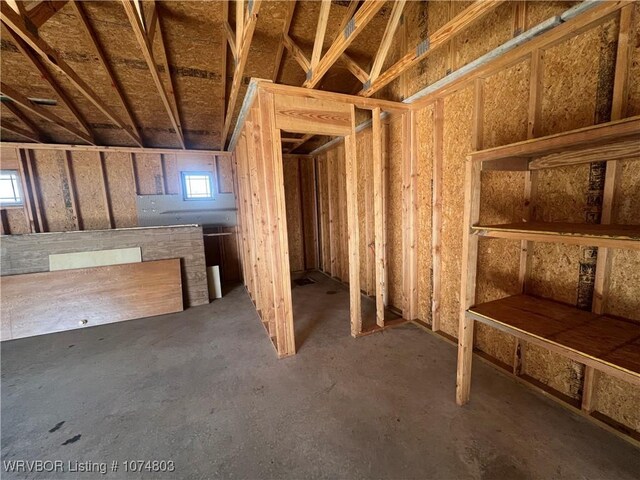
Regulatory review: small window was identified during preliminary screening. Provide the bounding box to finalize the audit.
[0,170,23,206]
[181,171,214,201]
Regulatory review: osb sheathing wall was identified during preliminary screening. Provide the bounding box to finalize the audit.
[0,146,239,280]
[282,155,319,273]
[314,2,640,436]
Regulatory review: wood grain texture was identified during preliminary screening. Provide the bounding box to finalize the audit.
[0,225,207,307]
[1,259,183,341]
[273,94,352,136]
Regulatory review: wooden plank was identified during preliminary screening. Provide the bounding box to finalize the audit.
[456,78,483,406]
[0,259,183,341]
[340,53,369,84]
[402,111,417,320]
[63,151,81,230]
[474,222,640,250]
[27,0,68,28]
[0,2,140,146]
[344,105,362,337]
[311,0,331,70]
[368,0,406,84]
[70,0,142,145]
[257,91,296,357]
[303,0,386,89]
[0,83,94,145]
[529,140,639,170]
[49,247,141,271]
[1,142,228,156]
[2,100,45,142]
[1,122,42,143]
[15,148,36,232]
[372,107,385,327]
[468,294,640,385]
[121,0,184,149]
[470,116,640,163]
[236,0,244,54]
[283,34,311,72]
[225,20,238,60]
[221,0,263,146]
[361,1,505,97]
[221,1,229,135]
[24,150,45,232]
[97,152,114,229]
[432,99,444,331]
[273,93,352,136]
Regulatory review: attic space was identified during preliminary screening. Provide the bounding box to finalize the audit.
[1,1,640,478]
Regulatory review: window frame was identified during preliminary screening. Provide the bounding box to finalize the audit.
[0,169,24,207]
[180,171,215,201]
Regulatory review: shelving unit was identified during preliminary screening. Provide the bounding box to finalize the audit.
[456,116,640,417]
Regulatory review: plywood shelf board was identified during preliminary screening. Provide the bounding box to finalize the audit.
[469,116,640,164]
[473,222,640,249]
[468,294,640,383]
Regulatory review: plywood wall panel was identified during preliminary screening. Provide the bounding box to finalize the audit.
[386,115,404,311]
[134,153,164,195]
[70,151,110,230]
[300,158,318,271]
[525,1,580,30]
[31,150,76,232]
[217,155,234,193]
[283,156,304,272]
[103,152,138,228]
[4,208,29,235]
[627,3,640,116]
[416,105,434,323]
[440,86,474,336]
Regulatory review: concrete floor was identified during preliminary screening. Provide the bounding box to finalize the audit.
[2,272,639,479]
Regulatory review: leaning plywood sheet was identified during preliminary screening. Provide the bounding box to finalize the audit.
[1,259,183,341]
[49,247,142,271]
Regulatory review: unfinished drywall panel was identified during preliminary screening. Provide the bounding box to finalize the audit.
[416,104,434,323]
[70,151,110,230]
[386,114,404,311]
[283,155,304,272]
[30,150,76,232]
[440,85,474,337]
[103,152,137,228]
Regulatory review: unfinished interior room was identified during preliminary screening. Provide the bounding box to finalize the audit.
[1,0,639,478]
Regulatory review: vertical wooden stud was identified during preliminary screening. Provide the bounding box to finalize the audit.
[432,99,444,331]
[63,151,81,230]
[25,150,45,232]
[372,107,385,327]
[16,148,36,233]
[345,105,362,337]
[402,111,418,320]
[98,152,114,229]
[456,78,483,406]
[130,153,140,196]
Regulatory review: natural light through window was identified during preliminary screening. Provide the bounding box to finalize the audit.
[0,170,23,206]
[182,172,214,200]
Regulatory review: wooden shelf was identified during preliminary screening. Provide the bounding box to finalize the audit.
[468,294,640,385]
[469,116,640,170]
[473,222,640,250]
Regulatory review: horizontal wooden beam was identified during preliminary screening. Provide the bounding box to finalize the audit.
[1,141,230,156]
[529,139,639,170]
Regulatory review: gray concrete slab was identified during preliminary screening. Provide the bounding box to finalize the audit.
[2,272,639,479]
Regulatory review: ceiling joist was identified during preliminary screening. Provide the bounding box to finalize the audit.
[1,82,94,144]
[121,0,185,149]
[0,1,142,146]
[221,0,263,146]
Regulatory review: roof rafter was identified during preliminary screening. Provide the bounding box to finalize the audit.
[220,0,229,145]
[221,0,263,146]
[360,0,506,97]
[341,52,369,83]
[2,99,47,142]
[1,121,44,143]
[283,34,311,72]
[70,0,143,146]
[0,1,142,146]
[303,0,384,89]
[121,0,185,149]
[368,0,406,85]
[4,26,95,143]
[1,82,94,144]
